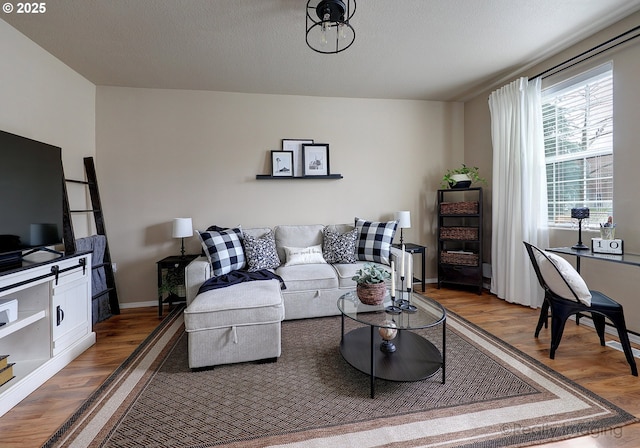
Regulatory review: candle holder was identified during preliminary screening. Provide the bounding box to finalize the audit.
[400,286,417,313]
[385,294,402,314]
[396,276,409,308]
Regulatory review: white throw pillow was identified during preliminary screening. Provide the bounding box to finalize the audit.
[534,249,592,306]
[283,245,327,267]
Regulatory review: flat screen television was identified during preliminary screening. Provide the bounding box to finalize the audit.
[0,130,65,267]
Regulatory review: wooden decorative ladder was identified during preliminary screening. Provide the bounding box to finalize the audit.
[63,157,120,315]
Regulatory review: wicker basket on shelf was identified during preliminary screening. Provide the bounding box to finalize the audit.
[440,201,479,215]
[441,251,479,266]
[440,227,479,240]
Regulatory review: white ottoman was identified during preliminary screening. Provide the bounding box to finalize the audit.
[184,279,285,369]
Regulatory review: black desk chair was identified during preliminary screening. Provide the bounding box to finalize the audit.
[523,241,637,376]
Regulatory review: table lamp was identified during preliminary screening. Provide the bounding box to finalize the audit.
[571,207,589,250]
[394,211,411,245]
[172,218,193,257]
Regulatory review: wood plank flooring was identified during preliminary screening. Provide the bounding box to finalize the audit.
[1,287,639,447]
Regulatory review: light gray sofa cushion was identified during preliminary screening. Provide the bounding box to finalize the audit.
[184,279,284,330]
[274,224,324,263]
[276,263,338,291]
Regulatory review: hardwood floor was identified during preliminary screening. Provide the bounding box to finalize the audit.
[1,287,639,447]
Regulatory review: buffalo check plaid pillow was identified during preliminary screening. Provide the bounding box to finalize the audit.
[355,218,398,265]
[197,227,246,276]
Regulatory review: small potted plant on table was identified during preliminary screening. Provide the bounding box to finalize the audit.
[352,263,391,305]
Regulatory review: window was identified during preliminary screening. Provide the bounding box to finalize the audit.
[542,63,613,227]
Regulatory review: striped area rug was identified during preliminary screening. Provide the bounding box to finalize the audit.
[44,305,637,447]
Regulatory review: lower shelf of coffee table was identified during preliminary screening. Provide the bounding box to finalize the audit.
[340,326,442,382]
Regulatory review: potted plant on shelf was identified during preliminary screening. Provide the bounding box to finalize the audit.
[352,263,391,305]
[441,164,487,189]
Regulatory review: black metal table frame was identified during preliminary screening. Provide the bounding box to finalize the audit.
[339,301,446,398]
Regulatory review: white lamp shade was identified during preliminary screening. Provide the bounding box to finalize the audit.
[394,211,411,229]
[172,218,193,238]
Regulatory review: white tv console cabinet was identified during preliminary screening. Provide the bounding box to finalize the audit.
[0,252,95,417]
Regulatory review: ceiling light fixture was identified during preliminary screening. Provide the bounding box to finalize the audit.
[306,0,356,54]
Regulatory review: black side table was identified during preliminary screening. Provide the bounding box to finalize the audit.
[393,243,427,292]
[157,254,198,317]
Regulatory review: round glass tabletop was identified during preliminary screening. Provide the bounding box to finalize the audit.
[337,290,446,330]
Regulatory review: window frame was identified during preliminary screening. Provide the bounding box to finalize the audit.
[541,62,614,229]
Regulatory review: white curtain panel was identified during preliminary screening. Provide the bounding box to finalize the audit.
[488,77,548,308]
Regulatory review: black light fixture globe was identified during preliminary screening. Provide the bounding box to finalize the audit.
[306,0,356,54]
[571,207,590,250]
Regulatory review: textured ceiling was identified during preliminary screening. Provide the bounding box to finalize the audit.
[3,0,640,101]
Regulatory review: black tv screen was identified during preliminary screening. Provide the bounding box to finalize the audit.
[0,130,64,259]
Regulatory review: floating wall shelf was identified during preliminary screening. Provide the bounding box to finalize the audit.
[256,174,343,180]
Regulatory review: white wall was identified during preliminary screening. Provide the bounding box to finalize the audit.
[0,19,96,237]
[96,87,463,306]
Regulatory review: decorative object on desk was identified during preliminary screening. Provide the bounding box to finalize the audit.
[352,263,390,305]
[592,238,624,255]
[270,150,294,177]
[302,143,330,176]
[305,0,356,55]
[282,139,313,177]
[378,319,397,353]
[172,218,193,257]
[394,211,411,245]
[570,207,589,250]
[441,164,486,189]
[600,216,616,239]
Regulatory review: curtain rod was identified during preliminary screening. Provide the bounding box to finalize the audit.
[531,24,640,80]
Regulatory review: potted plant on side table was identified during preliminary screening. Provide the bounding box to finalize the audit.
[441,164,487,189]
[352,263,391,305]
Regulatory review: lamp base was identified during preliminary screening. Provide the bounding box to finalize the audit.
[571,243,589,251]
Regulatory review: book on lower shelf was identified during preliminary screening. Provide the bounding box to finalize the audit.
[0,356,15,387]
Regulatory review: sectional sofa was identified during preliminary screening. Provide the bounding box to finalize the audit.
[183,221,413,368]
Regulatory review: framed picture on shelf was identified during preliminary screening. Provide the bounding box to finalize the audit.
[302,144,330,176]
[271,150,294,177]
[282,139,314,177]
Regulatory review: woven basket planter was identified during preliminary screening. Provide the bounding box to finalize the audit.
[356,283,387,305]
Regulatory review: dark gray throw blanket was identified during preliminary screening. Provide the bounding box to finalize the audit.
[198,269,286,295]
[75,234,111,324]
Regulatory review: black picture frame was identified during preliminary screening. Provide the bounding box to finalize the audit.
[302,144,330,176]
[271,150,294,177]
[282,139,314,177]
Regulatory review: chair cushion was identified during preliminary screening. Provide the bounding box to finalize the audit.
[354,218,397,265]
[197,227,246,276]
[534,250,592,306]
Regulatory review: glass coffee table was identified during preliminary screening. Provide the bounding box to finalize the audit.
[337,290,446,398]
